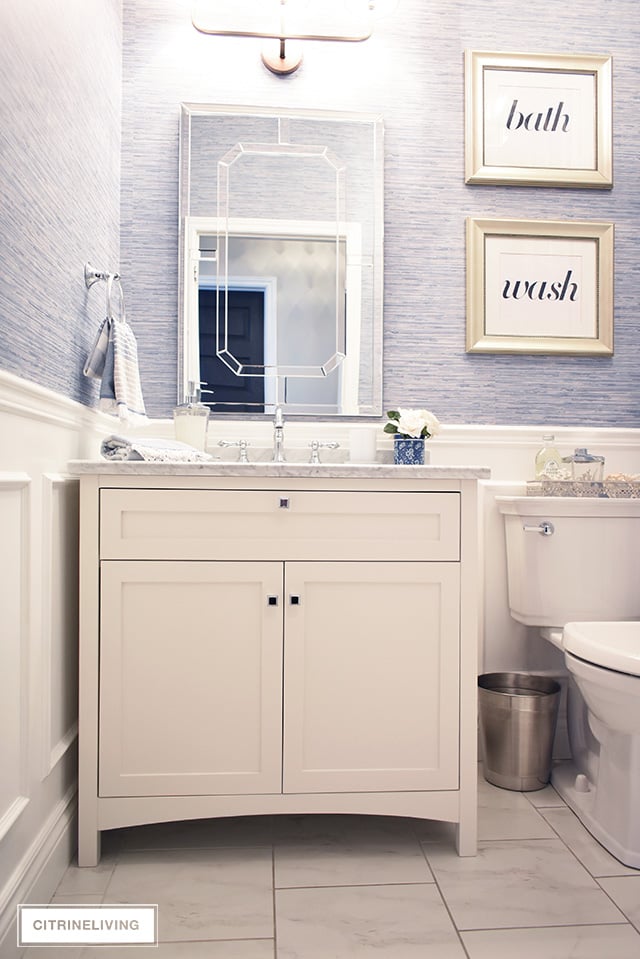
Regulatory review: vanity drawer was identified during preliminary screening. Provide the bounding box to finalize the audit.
[99,488,460,561]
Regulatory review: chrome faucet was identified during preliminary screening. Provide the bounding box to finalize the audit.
[218,438,250,463]
[272,405,286,463]
[309,440,340,464]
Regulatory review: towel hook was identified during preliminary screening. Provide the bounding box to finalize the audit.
[105,272,126,323]
[84,262,126,323]
[84,262,119,289]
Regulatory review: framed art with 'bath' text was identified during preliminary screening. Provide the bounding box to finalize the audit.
[464,51,613,189]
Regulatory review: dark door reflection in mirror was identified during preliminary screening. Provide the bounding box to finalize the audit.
[199,288,266,413]
[200,279,345,413]
[179,104,383,416]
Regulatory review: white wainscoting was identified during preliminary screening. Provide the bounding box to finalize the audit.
[0,371,95,952]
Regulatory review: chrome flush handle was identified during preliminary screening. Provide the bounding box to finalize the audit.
[523,521,555,536]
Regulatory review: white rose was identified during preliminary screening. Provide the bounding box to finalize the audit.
[395,408,441,438]
[396,408,426,438]
[419,410,441,437]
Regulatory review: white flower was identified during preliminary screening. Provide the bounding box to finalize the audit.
[395,408,441,439]
[419,409,441,437]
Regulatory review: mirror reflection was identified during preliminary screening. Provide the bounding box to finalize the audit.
[179,104,383,416]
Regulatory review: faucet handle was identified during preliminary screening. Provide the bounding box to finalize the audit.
[219,439,250,463]
[309,440,340,464]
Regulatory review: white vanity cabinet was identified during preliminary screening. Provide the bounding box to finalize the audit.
[98,559,285,798]
[74,466,485,867]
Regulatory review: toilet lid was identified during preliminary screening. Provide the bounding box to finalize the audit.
[563,621,640,677]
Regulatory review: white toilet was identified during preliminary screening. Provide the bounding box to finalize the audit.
[496,495,640,869]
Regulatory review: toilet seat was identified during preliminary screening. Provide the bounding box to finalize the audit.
[563,621,640,677]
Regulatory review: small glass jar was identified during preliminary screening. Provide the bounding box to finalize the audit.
[564,448,605,482]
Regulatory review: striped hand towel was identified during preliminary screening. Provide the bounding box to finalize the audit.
[84,318,147,423]
[83,317,110,379]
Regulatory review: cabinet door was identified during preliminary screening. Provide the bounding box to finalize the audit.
[283,562,460,793]
[99,561,283,797]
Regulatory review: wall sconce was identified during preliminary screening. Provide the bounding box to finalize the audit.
[192,0,384,75]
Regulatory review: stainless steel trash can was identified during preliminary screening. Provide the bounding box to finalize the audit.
[478,672,561,791]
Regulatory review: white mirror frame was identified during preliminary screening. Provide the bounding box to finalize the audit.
[178,103,384,417]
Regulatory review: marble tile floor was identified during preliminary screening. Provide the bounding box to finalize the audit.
[13,768,640,958]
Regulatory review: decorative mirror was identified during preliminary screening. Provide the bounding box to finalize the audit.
[179,103,383,415]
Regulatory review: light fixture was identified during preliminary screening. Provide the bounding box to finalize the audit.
[192,0,380,75]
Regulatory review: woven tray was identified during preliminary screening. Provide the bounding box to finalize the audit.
[526,479,640,498]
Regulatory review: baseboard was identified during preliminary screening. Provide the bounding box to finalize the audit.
[0,788,77,954]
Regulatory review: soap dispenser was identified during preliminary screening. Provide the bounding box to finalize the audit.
[173,381,212,451]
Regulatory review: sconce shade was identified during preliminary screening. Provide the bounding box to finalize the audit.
[192,0,375,42]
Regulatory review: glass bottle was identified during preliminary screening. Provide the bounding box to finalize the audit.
[535,434,563,479]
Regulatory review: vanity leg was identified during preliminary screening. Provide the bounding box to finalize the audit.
[77,822,101,868]
[455,811,477,857]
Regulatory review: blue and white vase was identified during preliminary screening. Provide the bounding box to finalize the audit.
[394,436,428,465]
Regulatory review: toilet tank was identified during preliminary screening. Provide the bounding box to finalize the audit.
[496,496,640,627]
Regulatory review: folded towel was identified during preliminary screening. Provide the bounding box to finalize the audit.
[84,317,147,424]
[101,435,212,463]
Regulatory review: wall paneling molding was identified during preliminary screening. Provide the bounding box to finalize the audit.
[0,473,31,843]
[40,474,79,781]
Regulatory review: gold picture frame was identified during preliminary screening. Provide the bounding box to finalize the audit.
[464,50,613,188]
[466,218,614,355]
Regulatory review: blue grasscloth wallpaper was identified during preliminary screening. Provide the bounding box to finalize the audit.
[2,1,639,427]
[0,0,121,406]
[119,0,640,425]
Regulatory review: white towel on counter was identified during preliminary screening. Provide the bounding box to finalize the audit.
[101,435,212,463]
[84,317,147,424]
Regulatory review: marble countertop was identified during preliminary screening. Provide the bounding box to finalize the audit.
[68,460,491,480]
